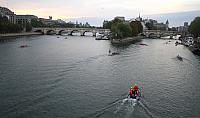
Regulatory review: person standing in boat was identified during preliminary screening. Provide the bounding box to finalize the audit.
[129,87,133,98]
[109,49,111,54]
[133,84,139,96]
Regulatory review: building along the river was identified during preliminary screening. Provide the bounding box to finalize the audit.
[16,15,38,25]
[0,6,16,24]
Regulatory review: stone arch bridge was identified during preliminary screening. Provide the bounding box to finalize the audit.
[143,30,181,38]
[33,28,110,36]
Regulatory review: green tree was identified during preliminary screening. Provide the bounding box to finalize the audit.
[26,23,32,32]
[111,22,132,39]
[112,18,123,24]
[31,19,45,27]
[103,20,112,29]
[0,15,23,33]
[189,17,200,38]
[130,21,143,36]
[0,15,9,23]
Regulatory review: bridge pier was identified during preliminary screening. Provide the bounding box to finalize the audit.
[93,32,96,37]
[69,32,73,36]
[80,31,85,36]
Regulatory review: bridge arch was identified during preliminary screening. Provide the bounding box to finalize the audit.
[148,33,156,38]
[34,29,44,34]
[82,31,94,36]
[58,30,66,35]
[160,33,165,37]
[70,30,81,36]
[46,30,56,35]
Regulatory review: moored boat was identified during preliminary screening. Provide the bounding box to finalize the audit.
[95,35,103,40]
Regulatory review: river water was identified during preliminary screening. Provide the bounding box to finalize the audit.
[0,35,200,118]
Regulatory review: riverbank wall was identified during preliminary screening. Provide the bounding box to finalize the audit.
[111,36,143,45]
[0,32,43,39]
[188,39,200,55]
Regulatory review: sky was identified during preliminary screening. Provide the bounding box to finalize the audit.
[1,0,200,19]
[1,0,200,27]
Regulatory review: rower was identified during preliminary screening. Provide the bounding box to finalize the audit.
[133,84,139,97]
[109,49,111,54]
[129,87,133,98]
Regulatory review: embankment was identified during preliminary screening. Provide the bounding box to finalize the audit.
[111,36,143,45]
[0,32,42,39]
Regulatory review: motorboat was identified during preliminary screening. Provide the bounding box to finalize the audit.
[102,36,109,40]
[95,35,103,40]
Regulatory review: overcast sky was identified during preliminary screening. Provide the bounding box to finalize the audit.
[1,0,200,19]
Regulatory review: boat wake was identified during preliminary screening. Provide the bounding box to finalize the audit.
[80,98,122,118]
[138,99,155,118]
[114,98,137,114]
[81,94,155,118]
[114,97,156,118]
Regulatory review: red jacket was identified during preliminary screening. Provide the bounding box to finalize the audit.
[129,88,133,95]
[134,85,138,91]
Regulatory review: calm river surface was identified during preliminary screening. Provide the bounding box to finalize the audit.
[0,35,200,118]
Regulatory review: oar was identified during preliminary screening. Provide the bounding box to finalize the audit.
[127,94,130,98]
[138,88,144,98]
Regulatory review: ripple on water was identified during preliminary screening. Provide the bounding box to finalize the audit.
[0,37,200,118]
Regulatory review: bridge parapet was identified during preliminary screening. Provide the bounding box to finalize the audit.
[143,30,180,38]
[32,28,110,36]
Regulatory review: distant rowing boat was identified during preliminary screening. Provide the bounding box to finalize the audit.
[140,43,148,46]
[108,52,120,56]
[177,55,183,61]
[20,45,28,48]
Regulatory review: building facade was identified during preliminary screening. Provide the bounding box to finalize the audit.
[177,22,189,33]
[0,6,16,24]
[143,19,169,31]
[16,15,38,24]
[56,19,66,24]
[184,22,188,27]
[39,18,57,26]
[177,26,188,33]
